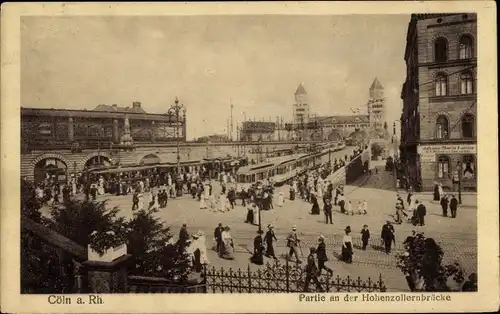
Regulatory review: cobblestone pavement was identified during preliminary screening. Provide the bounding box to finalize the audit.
[42,165,477,292]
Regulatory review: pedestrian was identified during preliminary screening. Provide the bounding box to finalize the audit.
[440,195,449,217]
[289,185,296,201]
[341,226,353,263]
[227,187,236,210]
[303,247,324,292]
[416,201,427,226]
[433,182,440,201]
[310,192,320,215]
[361,225,370,250]
[338,193,346,213]
[316,235,333,275]
[395,203,407,224]
[250,230,265,265]
[449,195,458,218]
[381,221,395,254]
[221,226,235,260]
[323,198,333,224]
[276,191,285,207]
[213,223,224,256]
[286,225,302,264]
[264,224,277,259]
[178,223,190,254]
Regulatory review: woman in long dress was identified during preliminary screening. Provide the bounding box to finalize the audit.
[310,192,320,215]
[137,192,144,211]
[250,230,265,265]
[199,194,207,210]
[341,226,353,263]
[98,177,105,195]
[252,204,260,225]
[219,192,227,212]
[438,183,444,201]
[221,226,235,260]
[197,231,210,266]
[276,192,285,207]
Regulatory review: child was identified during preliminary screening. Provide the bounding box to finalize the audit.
[361,225,370,250]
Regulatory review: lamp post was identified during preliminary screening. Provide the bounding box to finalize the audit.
[168,97,186,175]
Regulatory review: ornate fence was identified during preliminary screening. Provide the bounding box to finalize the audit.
[204,259,386,293]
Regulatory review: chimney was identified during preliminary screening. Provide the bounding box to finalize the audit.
[132,102,141,108]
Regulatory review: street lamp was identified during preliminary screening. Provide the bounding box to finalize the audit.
[168,97,186,175]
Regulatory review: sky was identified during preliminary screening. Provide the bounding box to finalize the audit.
[21,15,410,140]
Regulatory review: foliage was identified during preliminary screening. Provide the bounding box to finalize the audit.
[21,179,42,222]
[125,208,192,282]
[371,142,385,157]
[47,199,126,256]
[396,233,465,291]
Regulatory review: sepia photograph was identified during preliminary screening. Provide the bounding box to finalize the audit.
[1,2,498,313]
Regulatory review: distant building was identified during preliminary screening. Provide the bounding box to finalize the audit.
[196,134,230,143]
[400,13,477,191]
[309,115,370,141]
[368,78,386,130]
[240,121,276,142]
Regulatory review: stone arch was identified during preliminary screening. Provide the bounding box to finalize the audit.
[82,152,115,167]
[139,153,162,165]
[29,153,71,183]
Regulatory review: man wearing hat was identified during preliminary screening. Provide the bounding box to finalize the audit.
[303,247,324,292]
[323,198,333,224]
[178,223,190,254]
[287,225,302,264]
[213,223,224,256]
[317,235,333,275]
[264,224,277,259]
[380,221,395,254]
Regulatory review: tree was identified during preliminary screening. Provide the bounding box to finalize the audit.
[396,232,466,291]
[126,209,192,282]
[47,200,126,255]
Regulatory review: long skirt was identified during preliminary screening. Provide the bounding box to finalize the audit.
[222,241,235,260]
[251,251,264,265]
[342,243,353,263]
[311,203,320,215]
[265,242,275,257]
[289,190,295,201]
[200,198,207,209]
[246,209,254,223]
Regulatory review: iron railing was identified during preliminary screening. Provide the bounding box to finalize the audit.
[204,259,386,293]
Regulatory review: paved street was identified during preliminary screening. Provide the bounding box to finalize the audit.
[61,164,477,292]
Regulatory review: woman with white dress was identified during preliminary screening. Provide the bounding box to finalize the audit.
[276,192,285,207]
[98,176,105,195]
[221,226,235,260]
[148,190,159,211]
[219,192,227,212]
[199,194,207,210]
[197,231,210,265]
[137,192,144,211]
[438,183,444,200]
[252,204,260,225]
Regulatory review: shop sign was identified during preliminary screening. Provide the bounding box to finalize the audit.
[418,144,476,157]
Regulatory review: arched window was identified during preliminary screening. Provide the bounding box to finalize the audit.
[434,38,448,62]
[437,155,450,179]
[462,155,475,179]
[460,72,474,95]
[459,35,473,59]
[435,74,448,96]
[461,114,475,138]
[436,116,449,139]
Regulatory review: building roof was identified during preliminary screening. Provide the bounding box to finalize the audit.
[411,13,462,21]
[94,102,146,114]
[310,115,370,125]
[370,78,383,90]
[295,84,307,95]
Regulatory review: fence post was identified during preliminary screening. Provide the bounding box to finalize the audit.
[285,258,290,293]
[247,265,252,293]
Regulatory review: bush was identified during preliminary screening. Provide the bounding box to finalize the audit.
[396,233,465,291]
[47,200,126,256]
[126,209,192,282]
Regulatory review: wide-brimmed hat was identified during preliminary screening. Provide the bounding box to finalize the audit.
[268,224,274,229]
[318,235,325,241]
[292,225,297,230]
[345,226,351,232]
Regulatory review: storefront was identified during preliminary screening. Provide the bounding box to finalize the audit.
[418,144,477,192]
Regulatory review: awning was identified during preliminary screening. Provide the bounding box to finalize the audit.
[91,165,155,174]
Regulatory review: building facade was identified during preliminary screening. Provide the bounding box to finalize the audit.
[292,84,310,127]
[368,78,386,130]
[400,13,477,192]
[239,121,276,142]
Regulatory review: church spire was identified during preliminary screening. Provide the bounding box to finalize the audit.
[295,83,307,95]
[370,78,383,90]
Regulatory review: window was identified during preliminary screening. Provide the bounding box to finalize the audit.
[435,74,448,96]
[460,72,474,94]
[434,38,448,62]
[436,116,449,139]
[437,156,450,178]
[459,35,473,59]
[461,114,475,138]
[462,155,475,179]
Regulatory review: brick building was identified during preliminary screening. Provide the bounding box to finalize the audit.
[400,13,477,191]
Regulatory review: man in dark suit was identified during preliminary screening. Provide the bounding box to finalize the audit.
[213,223,224,256]
[303,247,324,292]
[316,236,333,276]
[449,195,458,218]
[323,198,333,224]
[381,221,395,254]
[440,195,449,217]
[416,201,427,226]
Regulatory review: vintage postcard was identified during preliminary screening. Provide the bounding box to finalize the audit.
[1,1,498,313]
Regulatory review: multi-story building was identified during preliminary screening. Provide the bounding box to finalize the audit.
[292,84,310,139]
[400,13,477,192]
[368,78,386,130]
[239,121,276,142]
